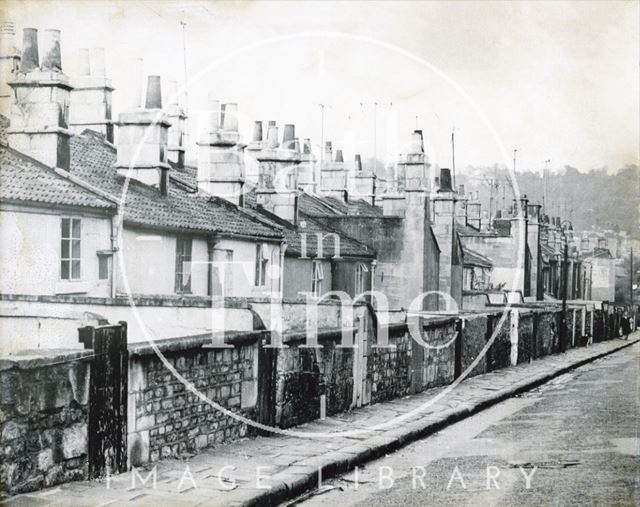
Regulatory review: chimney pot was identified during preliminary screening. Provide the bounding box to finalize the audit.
[293,138,300,153]
[207,95,221,131]
[355,154,362,171]
[41,30,62,71]
[411,129,424,153]
[282,124,295,149]
[78,48,90,76]
[145,75,162,109]
[303,138,312,154]
[266,124,279,148]
[458,184,465,195]
[335,149,344,163]
[252,120,263,142]
[268,120,276,127]
[41,29,62,72]
[438,168,453,192]
[221,103,238,132]
[165,79,179,106]
[20,28,39,72]
[90,48,106,77]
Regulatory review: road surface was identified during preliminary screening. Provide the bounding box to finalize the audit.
[287,342,639,506]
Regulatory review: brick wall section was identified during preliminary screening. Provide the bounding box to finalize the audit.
[517,312,535,363]
[0,351,91,495]
[369,329,413,403]
[274,342,354,428]
[127,340,258,466]
[536,310,560,356]
[461,315,487,377]
[487,313,511,371]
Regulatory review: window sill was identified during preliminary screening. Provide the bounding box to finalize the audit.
[55,281,90,295]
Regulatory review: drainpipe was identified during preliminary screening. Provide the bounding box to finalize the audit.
[370,259,377,294]
[110,206,123,298]
[279,240,288,298]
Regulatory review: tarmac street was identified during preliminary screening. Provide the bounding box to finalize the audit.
[287,342,640,506]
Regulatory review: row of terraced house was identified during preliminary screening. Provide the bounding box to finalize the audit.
[0,25,633,495]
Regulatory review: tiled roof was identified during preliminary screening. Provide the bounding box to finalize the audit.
[0,143,116,211]
[0,114,8,145]
[457,223,502,237]
[244,188,375,258]
[540,242,559,261]
[69,131,283,239]
[298,192,383,218]
[462,245,493,268]
[583,247,613,260]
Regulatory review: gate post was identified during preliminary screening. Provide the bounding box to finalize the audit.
[79,322,128,478]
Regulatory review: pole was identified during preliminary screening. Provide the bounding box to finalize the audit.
[561,234,569,352]
[180,17,189,146]
[373,101,378,176]
[319,103,325,169]
[631,247,634,304]
[452,128,456,189]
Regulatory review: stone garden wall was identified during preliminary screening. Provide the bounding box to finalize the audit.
[0,350,91,495]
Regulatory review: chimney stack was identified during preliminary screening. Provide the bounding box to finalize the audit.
[8,27,72,170]
[0,21,21,112]
[197,98,244,205]
[116,75,170,192]
[255,121,301,223]
[400,129,429,191]
[351,153,377,206]
[319,141,348,202]
[69,47,114,142]
[298,137,317,193]
[165,79,187,167]
[244,120,264,184]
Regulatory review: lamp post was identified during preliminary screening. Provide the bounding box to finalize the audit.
[559,220,573,352]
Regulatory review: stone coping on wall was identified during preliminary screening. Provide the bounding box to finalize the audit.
[0,293,365,308]
[0,348,93,371]
[281,326,359,345]
[128,330,267,357]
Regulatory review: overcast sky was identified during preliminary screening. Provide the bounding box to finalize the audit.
[5,0,639,173]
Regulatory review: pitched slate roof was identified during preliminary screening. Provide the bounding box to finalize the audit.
[583,247,613,260]
[243,188,375,258]
[461,244,493,268]
[0,143,116,211]
[69,130,282,239]
[298,192,383,218]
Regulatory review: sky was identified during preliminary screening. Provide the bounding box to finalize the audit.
[4,0,639,174]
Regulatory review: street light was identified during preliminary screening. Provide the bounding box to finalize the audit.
[559,220,573,352]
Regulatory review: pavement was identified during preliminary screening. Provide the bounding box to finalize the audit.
[292,340,640,506]
[5,335,639,507]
